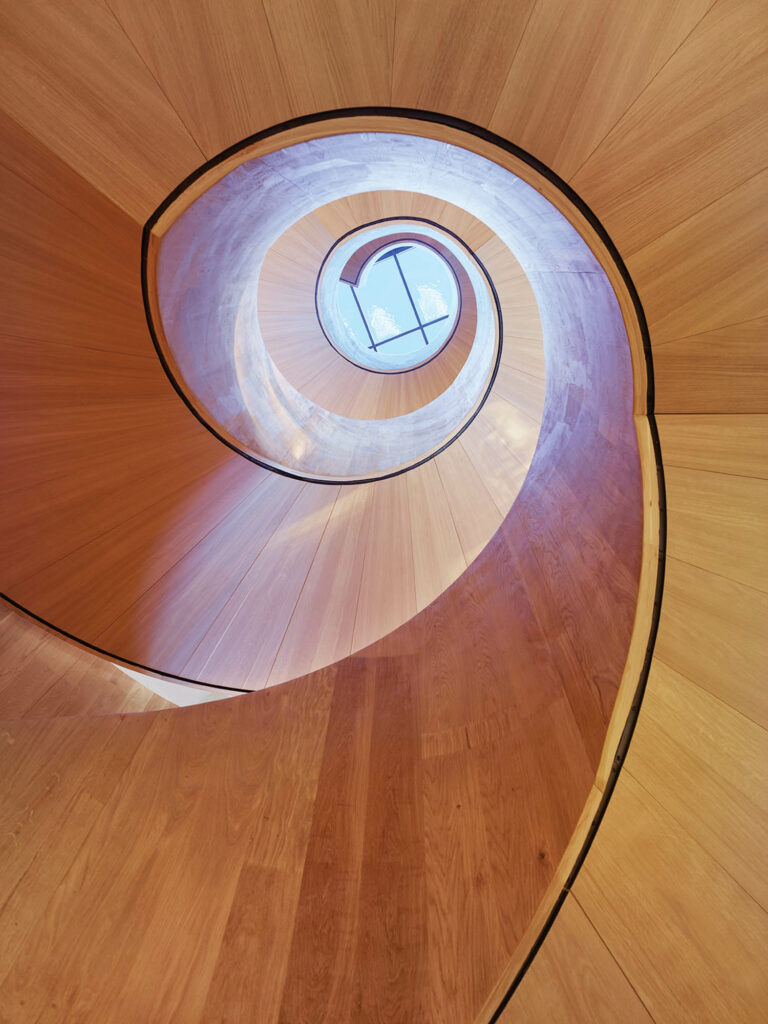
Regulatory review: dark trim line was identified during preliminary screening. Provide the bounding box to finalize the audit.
[142,139,504,485]
[87,108,658,1008]
[317,224,467,373]
[0,594,252,696]
[484,203,666,1024]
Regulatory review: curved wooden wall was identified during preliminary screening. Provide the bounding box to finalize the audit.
[0,126,546,688]
[0,1,766,1022]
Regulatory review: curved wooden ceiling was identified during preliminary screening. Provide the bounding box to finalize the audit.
[0,1,766,1022]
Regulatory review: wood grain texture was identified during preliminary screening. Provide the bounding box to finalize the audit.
[653,319,768,413]
[0,0,203,220]
[664,464,768,593]
[7,0,764,1020]
[489,0,713,181]
[503,896,654,1023]
[626,659,768,908]
[392,0,536,125]
[658,413,768,479]
[572,0,768,255]
[627,170,768,345]
[573,771,768,1024]
[106,0,293,158]
[263,0,395,112]
[0,604,172,719]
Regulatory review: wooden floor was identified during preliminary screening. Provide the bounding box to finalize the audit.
[1,0,766,1021]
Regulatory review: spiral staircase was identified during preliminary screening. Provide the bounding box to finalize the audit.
[1,2,766,1021]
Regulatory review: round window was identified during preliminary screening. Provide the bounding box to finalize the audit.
[335,241,460,370]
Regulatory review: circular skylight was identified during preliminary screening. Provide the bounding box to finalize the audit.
[335,241,460,370]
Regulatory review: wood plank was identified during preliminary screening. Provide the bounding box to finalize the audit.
[0,676,333,1023]
[268,483,374,686]
[490,0,712,181]
[503,896,653,1023]
[458,415,529,517]
[352,475,417,653]
[654,556,768,729]
[433,442,503,565]
[626,659,768,908]
[0,0,203,219]
[664,465,768,593]
[263,0,394,112]
[392,0,536,125]
[275,660,376,1024]
[658,413,768,478]
[96,472,304,675]
[182,483,339,688]
[107,0,293,158]
[574,771,768,1024]
[654,319,768,414]
[627,170,768,345]
[0,714,155,977]
[572,0,768,255]
[407,461,467,612]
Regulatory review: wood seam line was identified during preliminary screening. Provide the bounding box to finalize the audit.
[265,485,342,685]
[389,0,397,105]
[348,486,375,659]
[623,165,766,262]
[478,402,537,469]
[0,150,138,232]
[570,890,660,1023]
[566,0,720,183]
[659,413,768,421]
[405,474,419,617]
[102,0,209,164]
[9,457,230,592]
[268,690,338,1019]
[0,108,146,226]
[0,595,249,700]
[486,0,540,130]
[178,483,309,680]
[650,313,768,347]
[92,469,276,644]
[620,766,768,915]
[258,0,298,121]
[662,554,768,599]
[0,707,162,966]
[433,455,476,570]
[0,331,157,357]
[456,437,508,520]
[661,459,768,482]
[652,651,768,737]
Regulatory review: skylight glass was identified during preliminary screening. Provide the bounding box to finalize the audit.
[336,241,459,369]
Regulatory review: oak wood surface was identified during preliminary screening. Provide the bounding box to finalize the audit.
[2,1,765,1022]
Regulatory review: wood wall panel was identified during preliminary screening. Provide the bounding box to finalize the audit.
[489,0,712,181]
[626,659,768,908]
[0,0,203,220]
[573,772,768,1024]
[504,896,653,1023]
[106,0,293,159]
[5,1,762,1020]
[572,0,767,255]
[392,0,535,125]
[626,169,768,346]
[263,0,395,113]
[664,465,767,594]
[658,414,768,479]
[653,319,768,414]
[654,555,768,730]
